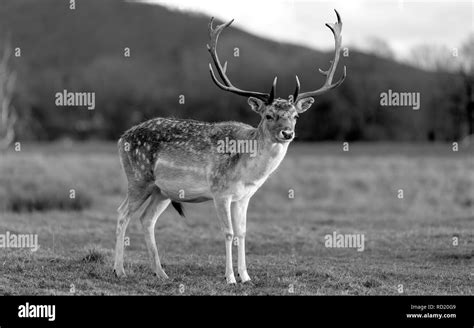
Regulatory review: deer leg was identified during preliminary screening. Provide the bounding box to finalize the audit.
[214,196,236,284]
[139,190,171,279]
[232,197,251,283]
[114,185,155,278]
[113,196,131,278]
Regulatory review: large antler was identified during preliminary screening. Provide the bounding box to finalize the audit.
[293,9,346,103]
[207,17,277,104]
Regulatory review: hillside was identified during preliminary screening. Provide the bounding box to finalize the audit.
[0,0,464,140]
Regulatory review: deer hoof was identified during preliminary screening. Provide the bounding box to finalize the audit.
[238,271,251,283]
[226,273,237,284]
[154,270,169,279]
[113,268,126,278]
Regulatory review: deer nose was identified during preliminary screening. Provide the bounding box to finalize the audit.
[280,129,294,140]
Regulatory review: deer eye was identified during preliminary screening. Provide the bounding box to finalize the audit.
[265,115,273,120]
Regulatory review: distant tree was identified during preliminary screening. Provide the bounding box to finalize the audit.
[408,38,474,140]
[458,34,474,138]
[459,34,474,73]
[0,38,17,151]
[364,36,396,59]
[408,44,457,72]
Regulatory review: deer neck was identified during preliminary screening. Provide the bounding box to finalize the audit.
[239,121,289,183]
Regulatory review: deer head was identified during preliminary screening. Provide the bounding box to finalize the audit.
[207,10,346,143]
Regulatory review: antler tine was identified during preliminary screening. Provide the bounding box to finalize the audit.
[295,9,346,102]
[292,75,301,103]
[268,77,277,104]
[207,17,276,103]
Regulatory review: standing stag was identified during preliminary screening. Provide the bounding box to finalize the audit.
[113,10,346,284]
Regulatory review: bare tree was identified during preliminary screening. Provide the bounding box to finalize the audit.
[364,36,395,59]
[408,44,457,72]
[0,38,16,151]
[460,34,474,73]
[459,34,474,139]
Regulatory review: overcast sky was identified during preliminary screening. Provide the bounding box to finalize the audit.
[140,0,473,60]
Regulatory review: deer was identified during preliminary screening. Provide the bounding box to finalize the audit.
[113,10,346,284]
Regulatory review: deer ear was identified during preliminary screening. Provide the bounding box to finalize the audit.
[248,97,265,113]
[295,97,314,113]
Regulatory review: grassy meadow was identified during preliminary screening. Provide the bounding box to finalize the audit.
[0,142,473,295]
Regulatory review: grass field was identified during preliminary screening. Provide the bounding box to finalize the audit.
[0,142,473,295]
